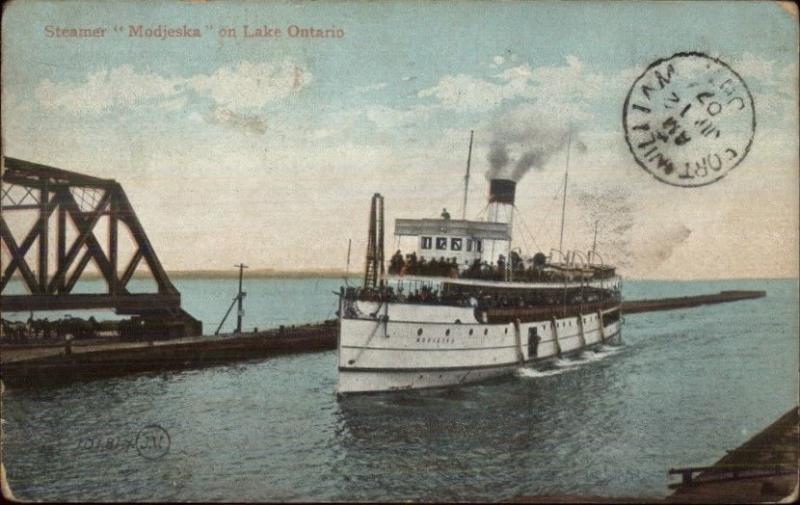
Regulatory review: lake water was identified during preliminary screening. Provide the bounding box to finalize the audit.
[1,278,797,501]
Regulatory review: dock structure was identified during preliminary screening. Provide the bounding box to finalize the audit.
[667,407,799,503]
[0,157,201,337]
[1,322,337,387]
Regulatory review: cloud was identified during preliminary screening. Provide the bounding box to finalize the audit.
[363,104,434,128]
[417,73,511,111]
[36,65,181,113]
[34,60,312,114]
[729,52,797,125]
[417,55,606,112]
[205,105,267,135]
[492,55,505,66]
[188,60,310,110]
[733,52,779,86]
[354,82,388,93]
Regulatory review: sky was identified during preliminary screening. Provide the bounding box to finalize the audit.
[1,0,798,280]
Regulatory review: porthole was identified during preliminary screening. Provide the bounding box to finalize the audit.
[445,329,451,336]
[417,328,423,336]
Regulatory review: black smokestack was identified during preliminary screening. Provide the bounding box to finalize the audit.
[489,179,516,205]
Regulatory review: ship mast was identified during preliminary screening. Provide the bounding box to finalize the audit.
[364,193,385,289]
[461,130,474,220]
[558,132,571,261]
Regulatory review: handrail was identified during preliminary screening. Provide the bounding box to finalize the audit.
[588,250,605,266]
[548,249,568,263]
[570,250,589,268]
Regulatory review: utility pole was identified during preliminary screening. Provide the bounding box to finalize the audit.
[214,263,249,336]
[235,263,248,334]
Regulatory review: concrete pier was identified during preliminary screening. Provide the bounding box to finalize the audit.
[620,290,766,314]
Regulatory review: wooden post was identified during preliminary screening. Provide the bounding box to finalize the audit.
[513,318,524,364]
[597,310,605,344]
[551,317,562,357]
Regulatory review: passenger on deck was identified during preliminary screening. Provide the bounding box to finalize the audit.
[389,250,405,274]
[510,251,523,271]
[441,208,451,220]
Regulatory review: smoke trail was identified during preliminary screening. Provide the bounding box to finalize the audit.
[487,141,510,179]
[485,104,584,182]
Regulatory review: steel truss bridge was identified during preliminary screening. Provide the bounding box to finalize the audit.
[1,157,201,336]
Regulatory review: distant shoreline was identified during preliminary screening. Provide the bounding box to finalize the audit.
[167,269,357,279]
[74,269,359,280]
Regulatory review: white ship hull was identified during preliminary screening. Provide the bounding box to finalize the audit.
[337,301,621,395]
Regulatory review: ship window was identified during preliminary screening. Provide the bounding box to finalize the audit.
[475,239,483,252]
[451,238,462,251]
[504,328,508,334]
[466,239,473,252]
[421,236,432,250]
[484,329,488,336]
[469,329,474,336]
[436,237,448,250]
[445,329,450,336]
[417,328,423,336]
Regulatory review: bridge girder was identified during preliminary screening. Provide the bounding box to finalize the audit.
[0,157,187,320]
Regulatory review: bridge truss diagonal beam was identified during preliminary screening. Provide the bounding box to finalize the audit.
[1,157,180,315]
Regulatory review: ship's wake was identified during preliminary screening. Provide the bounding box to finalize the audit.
[515,345,623,379]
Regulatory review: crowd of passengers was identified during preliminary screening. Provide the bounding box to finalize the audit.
[388,250,614,281]
[1,316,104,343]
[347,285,620,310]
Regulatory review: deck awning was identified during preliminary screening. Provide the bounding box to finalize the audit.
[394,218,510,240]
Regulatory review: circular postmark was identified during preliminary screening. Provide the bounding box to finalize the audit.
[623,52,755,187]
[135,423,171,460]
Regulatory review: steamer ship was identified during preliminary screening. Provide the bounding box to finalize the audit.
[336,134,622,395]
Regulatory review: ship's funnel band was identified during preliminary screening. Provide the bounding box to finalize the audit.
[489,179,516,205]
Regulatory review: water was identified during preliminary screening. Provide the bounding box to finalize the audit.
[1,278,797,501]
